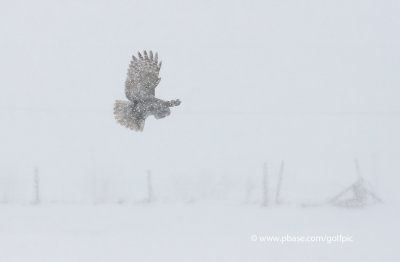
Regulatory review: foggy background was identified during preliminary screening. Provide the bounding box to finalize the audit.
[1,1,399,204]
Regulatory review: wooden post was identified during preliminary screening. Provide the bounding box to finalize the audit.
[275,160,285,205]
[147,170,153,203]
[33,167,40,205]
[262,162,268,206]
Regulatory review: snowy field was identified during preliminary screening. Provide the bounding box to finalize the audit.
[0,204,398,262]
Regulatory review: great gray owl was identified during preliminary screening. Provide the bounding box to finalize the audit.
[114,51,181,131]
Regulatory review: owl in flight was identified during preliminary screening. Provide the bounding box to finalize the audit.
[114,51,181,131]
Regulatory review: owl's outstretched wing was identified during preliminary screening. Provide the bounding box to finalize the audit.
[125,50,162,102]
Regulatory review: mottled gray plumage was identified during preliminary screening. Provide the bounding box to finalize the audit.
[114,51,181,131]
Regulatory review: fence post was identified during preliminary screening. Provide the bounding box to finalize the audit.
[262,162,268,206]
[147,170,153,203]
[275,160,285,204]
[33,167,40,205]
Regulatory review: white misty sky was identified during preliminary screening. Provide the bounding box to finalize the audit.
[0,0,399,202]
[1,0,399,112]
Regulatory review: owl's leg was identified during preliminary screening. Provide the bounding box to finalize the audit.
[136,118,145,131]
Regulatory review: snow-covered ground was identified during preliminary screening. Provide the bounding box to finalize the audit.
[0,203,398,262]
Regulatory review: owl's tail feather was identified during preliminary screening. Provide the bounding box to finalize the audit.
[114,100,145,131]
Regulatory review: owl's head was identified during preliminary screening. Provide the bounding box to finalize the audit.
[154,107,171,119]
